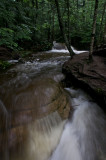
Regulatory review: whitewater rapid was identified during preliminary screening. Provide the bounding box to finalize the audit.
[0,47,106,160]
[47,46,88,54]
[50,88,106,160]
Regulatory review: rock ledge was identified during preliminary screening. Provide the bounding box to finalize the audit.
[62,51,106,110]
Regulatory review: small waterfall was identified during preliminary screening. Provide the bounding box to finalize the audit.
[71,46,88,54]
[0,49,105,160]
[10,112,66,160]
[50,41,68,53]
[49,41,88,54]
[26,112,66,160]
[50,88,106,160]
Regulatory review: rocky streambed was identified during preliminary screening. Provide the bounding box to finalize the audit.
[0,46,106,160]
[0,50,72,160]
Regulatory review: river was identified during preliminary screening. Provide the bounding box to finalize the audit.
[0,48,106,160]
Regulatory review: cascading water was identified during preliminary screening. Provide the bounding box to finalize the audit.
[49,46,88,54]
[50,88,106,160]
[0,46,106,160]
[10,112,65,160]
[0,50,70,160]
[26,112,66,160]
[51,41,88,54]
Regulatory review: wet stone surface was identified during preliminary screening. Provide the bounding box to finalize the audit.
[0,51,71,159]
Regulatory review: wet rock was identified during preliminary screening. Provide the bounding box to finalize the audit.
[62,52,106,110]
[0,78,71,152]
[9,78,71,126]
[18,58,25,63]
[53,41,67,50]
[93,48,106,57]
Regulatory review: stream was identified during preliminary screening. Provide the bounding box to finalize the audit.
[0,47,106,160]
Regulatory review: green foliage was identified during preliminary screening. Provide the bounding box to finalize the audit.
[0,60,12,70]
[14,24,31,41]
[33,41,52,52]
[0,28,18,49]
[0,0,33,50]
[0,0,105,52]
[21,51,31,58]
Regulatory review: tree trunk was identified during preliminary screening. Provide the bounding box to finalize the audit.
[31,0,38,45]
[98,2,106,45]
[35,0,38,9]
[83,0,85,21]
[103,19,106,45]
[54,0,74,58]
[35,0,38,22]
[32,0,35,7]
[51,5,55,42]
[48,2,51,42]
[66,0,71,45]
[77,0,79,10]
[89,0,99,61]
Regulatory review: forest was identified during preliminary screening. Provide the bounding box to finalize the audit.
[0,0,105,52]
[0,1,106,160]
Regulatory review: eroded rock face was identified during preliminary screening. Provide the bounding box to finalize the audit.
[0,78,71,157]
[62,52,106,110]
[8,78,70,128]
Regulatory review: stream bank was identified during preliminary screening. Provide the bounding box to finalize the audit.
[62,49,106,111]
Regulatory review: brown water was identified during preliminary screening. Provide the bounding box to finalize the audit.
[0,50,106,160]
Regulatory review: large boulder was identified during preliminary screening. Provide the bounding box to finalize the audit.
[8,79,70,128]
[62,52,106,110]
[0,78,71,158]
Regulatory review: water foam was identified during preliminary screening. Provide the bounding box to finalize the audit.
[48,46,88,54]
[25,112,65,160]
[50,88,106,160]
[48,49,69,53]
[71,46,88,54]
